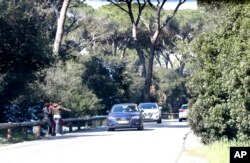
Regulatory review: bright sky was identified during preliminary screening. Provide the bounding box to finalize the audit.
[84,0,197,10]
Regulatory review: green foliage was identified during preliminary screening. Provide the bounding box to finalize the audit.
[0,1,53,122]
[188,3,250,143]
[96,4,130,32]
[150,10,205,111]
[188,139,250,163]
[156,68,190,112]
[82,54,131,113]
[41,59,102,117]
[0,128,40,144]
[198,0,249,7]
[172,10,205,39]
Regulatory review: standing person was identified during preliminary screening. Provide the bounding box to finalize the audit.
[52,101,71,136]
[49,102,56,136]
[42,102,54,136]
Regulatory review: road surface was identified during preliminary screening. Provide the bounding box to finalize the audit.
[0,119,190,163]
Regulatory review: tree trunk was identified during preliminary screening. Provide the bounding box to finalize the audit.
[135,41,146,77]
[178,61,186,76]
[143,44,155,102]
[53,0,71,56]
[142,28,160,102]
[132,23,146,77]
[120,42,128,59]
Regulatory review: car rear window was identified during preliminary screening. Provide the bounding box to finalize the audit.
[112,105,138,112]
[139,103,157,109]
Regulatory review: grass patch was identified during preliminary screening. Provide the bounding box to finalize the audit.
[187,139,250,163]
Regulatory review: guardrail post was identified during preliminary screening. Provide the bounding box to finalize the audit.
[77,122,81,131]
[33,125,41,138]
[22,127,28,140]
[85,121,88,129]
[93,119,96,128]
[102,119,106,126]
[7,128,12,142]
[99,119,102,126]
[68,123,72,132]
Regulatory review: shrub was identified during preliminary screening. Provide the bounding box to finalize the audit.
[188,3,250,143]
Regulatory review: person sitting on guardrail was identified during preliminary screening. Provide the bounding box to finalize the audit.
[43,102,55,136]
[52,101,71,136]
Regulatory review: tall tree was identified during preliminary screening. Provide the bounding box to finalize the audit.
[143,0,186,101]
[108,0,186,101]
[53,0,71,55]
[107,0,147,77]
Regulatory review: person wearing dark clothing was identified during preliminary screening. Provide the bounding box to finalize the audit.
[49,102,56,136]
[43,103,55,136]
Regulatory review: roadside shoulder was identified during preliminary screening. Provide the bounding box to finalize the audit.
[177,130,208,163]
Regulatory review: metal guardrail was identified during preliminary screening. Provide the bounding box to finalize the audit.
[0,113,178,142]
[162,112,179,119]
[0,116,107,142]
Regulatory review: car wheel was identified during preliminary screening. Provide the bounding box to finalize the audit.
[137,126,144,130]
[107,128,115,131]
[157,118,162,124]
[179,118,182,122]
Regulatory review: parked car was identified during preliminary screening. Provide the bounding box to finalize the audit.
[106,103,144,131]
[138,102,162,124]
[178,104,189,122]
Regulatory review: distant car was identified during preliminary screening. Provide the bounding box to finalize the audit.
[178,104,189,122]
[138,102,162,124]
[106,103,144,131]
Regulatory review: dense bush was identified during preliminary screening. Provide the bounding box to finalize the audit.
[188,3,250,143]
[0,1,52,122]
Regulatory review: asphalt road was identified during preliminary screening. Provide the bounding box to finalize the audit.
[0,119,190,163]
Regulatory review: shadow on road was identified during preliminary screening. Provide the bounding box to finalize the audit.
[154,124,189,128]
[41,133,112,141]
[110,128,154,132]
[144,119,189,129]
[41,127,111,141]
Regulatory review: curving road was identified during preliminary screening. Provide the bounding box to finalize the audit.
[0,119,190,163]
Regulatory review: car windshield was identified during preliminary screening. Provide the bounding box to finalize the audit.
[111,105,138,113]
[181,105,188,109]
[139,103,157,109]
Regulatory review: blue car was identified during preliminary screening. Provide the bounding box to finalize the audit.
[106,103,144,131]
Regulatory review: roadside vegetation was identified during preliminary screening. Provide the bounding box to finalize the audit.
[188,1,250,143]
[187,139,250,163]
[0,128,38,144]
